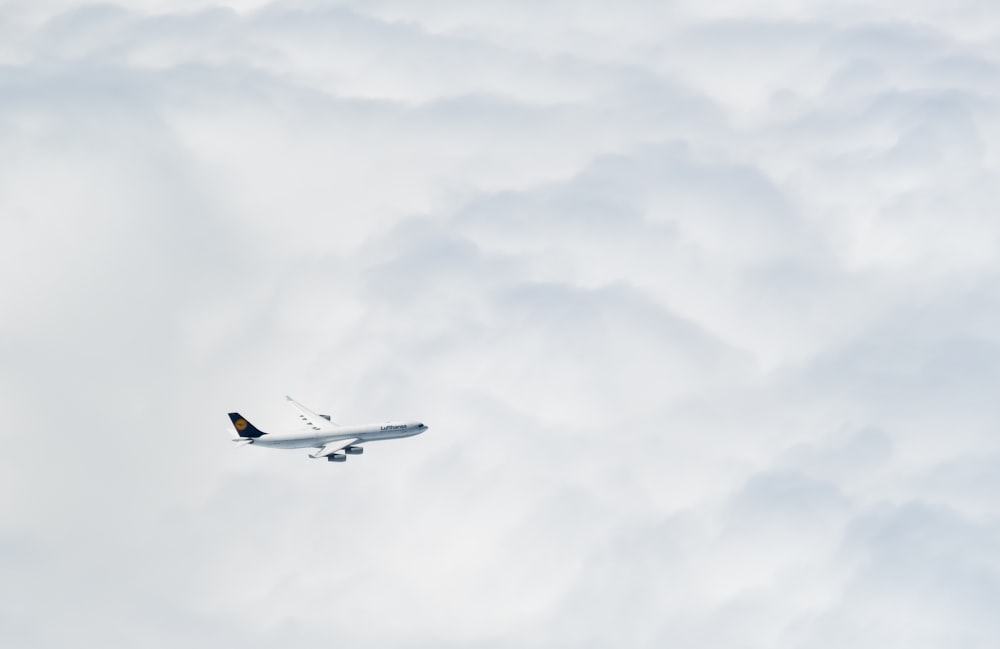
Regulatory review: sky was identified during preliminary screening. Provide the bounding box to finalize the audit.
[2,1,1000,647]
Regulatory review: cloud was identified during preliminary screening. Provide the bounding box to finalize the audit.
[3,1,1000,647]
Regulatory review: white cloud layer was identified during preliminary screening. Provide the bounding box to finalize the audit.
[3,1,1000,647]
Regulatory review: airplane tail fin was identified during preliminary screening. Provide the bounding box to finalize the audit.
[228,413,267,438]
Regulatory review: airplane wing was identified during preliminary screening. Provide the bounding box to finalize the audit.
[308,438,360,459]
[286,395,339,430]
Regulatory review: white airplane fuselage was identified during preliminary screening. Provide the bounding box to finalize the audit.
[228,397,427,463]
[251,421,427,449]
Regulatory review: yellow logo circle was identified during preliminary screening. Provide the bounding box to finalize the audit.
[235,419,248,431]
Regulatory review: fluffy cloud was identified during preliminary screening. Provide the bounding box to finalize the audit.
[2,1,1000,647]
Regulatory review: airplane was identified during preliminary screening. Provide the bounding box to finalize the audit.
[227,396,428,463]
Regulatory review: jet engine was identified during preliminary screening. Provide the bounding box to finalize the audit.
[344,446,364,455]
[327,454,347,462]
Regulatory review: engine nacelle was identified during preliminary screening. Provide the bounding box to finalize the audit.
[344,446,364,455]
[327,454,347,462]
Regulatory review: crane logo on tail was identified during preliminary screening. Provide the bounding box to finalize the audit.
[235,419,248,432]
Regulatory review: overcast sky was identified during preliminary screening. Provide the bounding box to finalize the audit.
[3,1,1000,647]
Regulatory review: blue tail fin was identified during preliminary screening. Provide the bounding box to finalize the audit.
[228,413,266,438]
